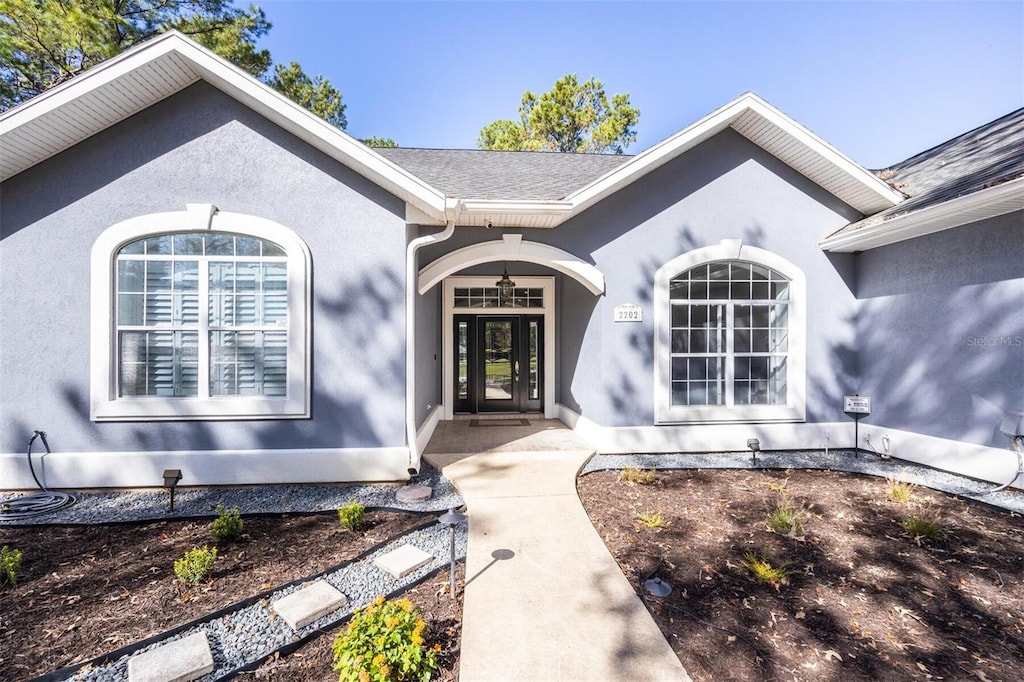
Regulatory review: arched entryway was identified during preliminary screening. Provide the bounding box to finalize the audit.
[419,235,604,419]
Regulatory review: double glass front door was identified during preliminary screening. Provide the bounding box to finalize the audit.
[455,315,542,413]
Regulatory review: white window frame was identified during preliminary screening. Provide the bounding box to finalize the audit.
[653,240,806,424]
[91,204,311,420]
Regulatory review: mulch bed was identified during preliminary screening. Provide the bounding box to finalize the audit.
[578,468,1024,682]
[0,510,457,681]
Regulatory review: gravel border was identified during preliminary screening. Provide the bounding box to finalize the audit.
[582,449,1024,514]
[59,523,467,682]
[1,462,462,525]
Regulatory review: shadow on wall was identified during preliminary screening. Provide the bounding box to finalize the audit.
[854,282,1023,448]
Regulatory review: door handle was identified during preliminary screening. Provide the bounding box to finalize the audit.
[514,360,520,380]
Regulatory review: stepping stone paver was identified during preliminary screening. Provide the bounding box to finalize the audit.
[272,579,348,630]
[127,631,213,682]
[373,544,433,578]
[396,484,433,503]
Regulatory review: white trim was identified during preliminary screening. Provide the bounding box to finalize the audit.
[415,403,444,457]
[0,446,410,489]
[558,404,1021,490]
[441,276,557,420]
[819,178,1024,252]
[419,235,605,295]
[653,241,807,424]
[0,32,450,223]
[90,205,311,420]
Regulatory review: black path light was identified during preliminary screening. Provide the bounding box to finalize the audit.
[163,469,182,513]
[438,507,467,597]
[643,577,673,597]
[747,438,760,464]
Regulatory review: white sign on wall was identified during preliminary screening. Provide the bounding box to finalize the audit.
[614,304,643,322]
[843,395,872,415]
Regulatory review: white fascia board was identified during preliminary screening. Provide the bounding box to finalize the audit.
[819,178,1024,252]
[460,199,574,218]
[564,92,902,218]
[0,32,450,222]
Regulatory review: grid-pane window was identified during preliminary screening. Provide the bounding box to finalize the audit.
[453,287,544,308]
[115,232,288,398]
[669,261,789,407]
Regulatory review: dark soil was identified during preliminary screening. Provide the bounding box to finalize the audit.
[0,510,457,682]
[578,468,1024,682]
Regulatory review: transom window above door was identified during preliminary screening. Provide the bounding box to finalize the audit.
[453,287,544,308]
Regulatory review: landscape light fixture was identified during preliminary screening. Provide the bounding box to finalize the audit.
[163,469,182,513]
[495,268,516,306]
[438,508,467,598]
[747,438,760,464]
[643,577,673,598]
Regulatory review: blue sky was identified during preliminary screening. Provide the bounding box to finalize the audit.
[256,1,1023,169]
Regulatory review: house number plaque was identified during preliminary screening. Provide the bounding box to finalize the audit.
[613,304,643,322]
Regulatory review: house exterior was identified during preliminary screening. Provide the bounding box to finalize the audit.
[2,32,1021,490]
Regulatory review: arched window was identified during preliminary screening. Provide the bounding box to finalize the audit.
[91,205,310,420]
[654,241,805,423]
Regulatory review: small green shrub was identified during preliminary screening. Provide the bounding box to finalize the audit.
[1,545,22,586]
[210,504,244,540]
[741,551,793,588]
[901,516,942,544]
[619,467,657,485]
[338,500,366,531]
[636,509,667,529]
[765,497,804,536]
[174,546,217,585]
[886,478,916,504]
[332,596,440,682]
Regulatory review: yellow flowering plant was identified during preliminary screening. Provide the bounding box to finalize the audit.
[332,596,440,682]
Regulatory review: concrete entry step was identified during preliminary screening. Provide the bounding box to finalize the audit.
[272,579,348,630]
[127,631,213,682]
[373,544,433,579]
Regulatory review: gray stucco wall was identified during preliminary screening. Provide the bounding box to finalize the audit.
[856,211,1024,448]
[421,130,864,427]
[0,82,408,454]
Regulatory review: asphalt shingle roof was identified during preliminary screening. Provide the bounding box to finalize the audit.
[872,107,1024,218]
[376,147,633,200]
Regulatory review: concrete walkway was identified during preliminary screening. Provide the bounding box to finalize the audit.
[424,420,690,682]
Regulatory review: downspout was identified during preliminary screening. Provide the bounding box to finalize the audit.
[406,197,461,474]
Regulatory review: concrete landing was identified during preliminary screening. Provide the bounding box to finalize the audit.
[127,632,213,682]
[432,441,691,682]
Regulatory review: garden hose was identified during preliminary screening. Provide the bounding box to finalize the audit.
[0,430,76,520]
[978,435,1024,496]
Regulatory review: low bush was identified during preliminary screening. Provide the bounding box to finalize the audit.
[1,545,22,586]
[741,551,793,588]
[886,478,916,504]
[636,509,667,529]
[174,546,218,585]
[619,467,657,485]
[765,497,804,536]
[210,504,245,540]
[332,596,440,682]
[338,500,366,532]
[901,515,942,544]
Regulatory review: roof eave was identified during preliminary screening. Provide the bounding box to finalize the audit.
[818,178,1024,252]
[0,31,449,222]
[565,92,903,217]
[457,199,574,228]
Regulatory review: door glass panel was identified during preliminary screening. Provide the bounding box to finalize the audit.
[528,319,540,400]
[457,321,469,400]
[483,320,513,400]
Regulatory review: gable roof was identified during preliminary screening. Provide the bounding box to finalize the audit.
[820,108,1024,252]
[0,31,452,222]
[0,32,901,229]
